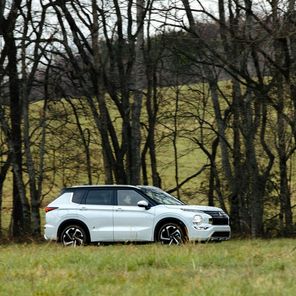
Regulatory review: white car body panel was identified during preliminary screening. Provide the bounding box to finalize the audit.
[113,206,155,241]
[78,205,114,241]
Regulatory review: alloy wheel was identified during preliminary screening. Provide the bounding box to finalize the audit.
[61,226,86,246]
[158,223,184,245]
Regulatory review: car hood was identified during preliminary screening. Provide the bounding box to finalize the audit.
[163,204,224,213]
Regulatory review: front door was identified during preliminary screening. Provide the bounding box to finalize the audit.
[113,189,155,241]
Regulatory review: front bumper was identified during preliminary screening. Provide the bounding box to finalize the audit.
[188,224,231,242]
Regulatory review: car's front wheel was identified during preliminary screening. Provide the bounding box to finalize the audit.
[157,222,186,245]
[60,225,87,246]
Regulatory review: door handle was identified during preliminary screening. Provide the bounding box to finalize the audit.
[80,207,86,211]
[115,208,123,212]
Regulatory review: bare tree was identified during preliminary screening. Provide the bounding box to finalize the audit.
[1,0,31,236]
[179,0,280,236]
[48,0,153,185]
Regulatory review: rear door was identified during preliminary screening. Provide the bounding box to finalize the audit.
[79,188,115,242]
[113,189,155,241]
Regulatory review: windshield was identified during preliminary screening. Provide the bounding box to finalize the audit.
[138,186,185,205]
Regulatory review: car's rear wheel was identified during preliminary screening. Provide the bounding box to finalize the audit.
[60,225,87,246]
[157,222,186,245]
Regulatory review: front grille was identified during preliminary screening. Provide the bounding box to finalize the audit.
[211,231,230,238]
[211,218,229,225]
[203,210,229,226]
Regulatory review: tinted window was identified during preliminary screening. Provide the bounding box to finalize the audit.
[85,189,114,205]
[72,189,86,204]
[139,186,184,205]
[117,190,147,206]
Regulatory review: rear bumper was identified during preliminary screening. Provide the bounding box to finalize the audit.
[44,224,58,241]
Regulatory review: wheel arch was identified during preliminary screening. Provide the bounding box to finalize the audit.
[154,217,188,242]
[57,219,91,243]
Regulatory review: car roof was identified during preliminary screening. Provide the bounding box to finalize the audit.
[67,184,140,189]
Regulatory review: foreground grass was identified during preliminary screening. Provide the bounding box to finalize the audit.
[0,239,295,296]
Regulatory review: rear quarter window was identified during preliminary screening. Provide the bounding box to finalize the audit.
[72,189,86,204]
[50,192,73,205]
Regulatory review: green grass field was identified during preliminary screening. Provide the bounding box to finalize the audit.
[0,239,295,296]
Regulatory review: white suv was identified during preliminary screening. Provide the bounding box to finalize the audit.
[44,185,231,246]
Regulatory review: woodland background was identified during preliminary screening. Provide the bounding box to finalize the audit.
[0,0,296,239]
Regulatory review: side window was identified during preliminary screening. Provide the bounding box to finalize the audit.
[85,189,114,205]
[117,190,147,206]
[72,189,86,204]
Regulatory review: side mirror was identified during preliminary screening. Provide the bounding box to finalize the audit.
[137,200,150,209]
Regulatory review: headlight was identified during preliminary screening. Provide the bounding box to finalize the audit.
[192,215,203,224]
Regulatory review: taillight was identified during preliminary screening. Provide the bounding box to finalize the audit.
[45,207,58,213]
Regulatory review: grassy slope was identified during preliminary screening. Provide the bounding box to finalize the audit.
[0,239,295,296]
[2,85,210,208]
[2,82,296,231]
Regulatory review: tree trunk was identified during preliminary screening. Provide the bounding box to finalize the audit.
[0,156,11,237]
[91,0,114,184]
[130,0,145,185]
[67,99,93,185]
[272,0,294,233]
[3,22,31,237]
[172,85,180,198]
[147,70,161,187]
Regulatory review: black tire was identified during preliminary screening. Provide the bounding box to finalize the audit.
[60,225,87,246]
[157,222,186,245]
